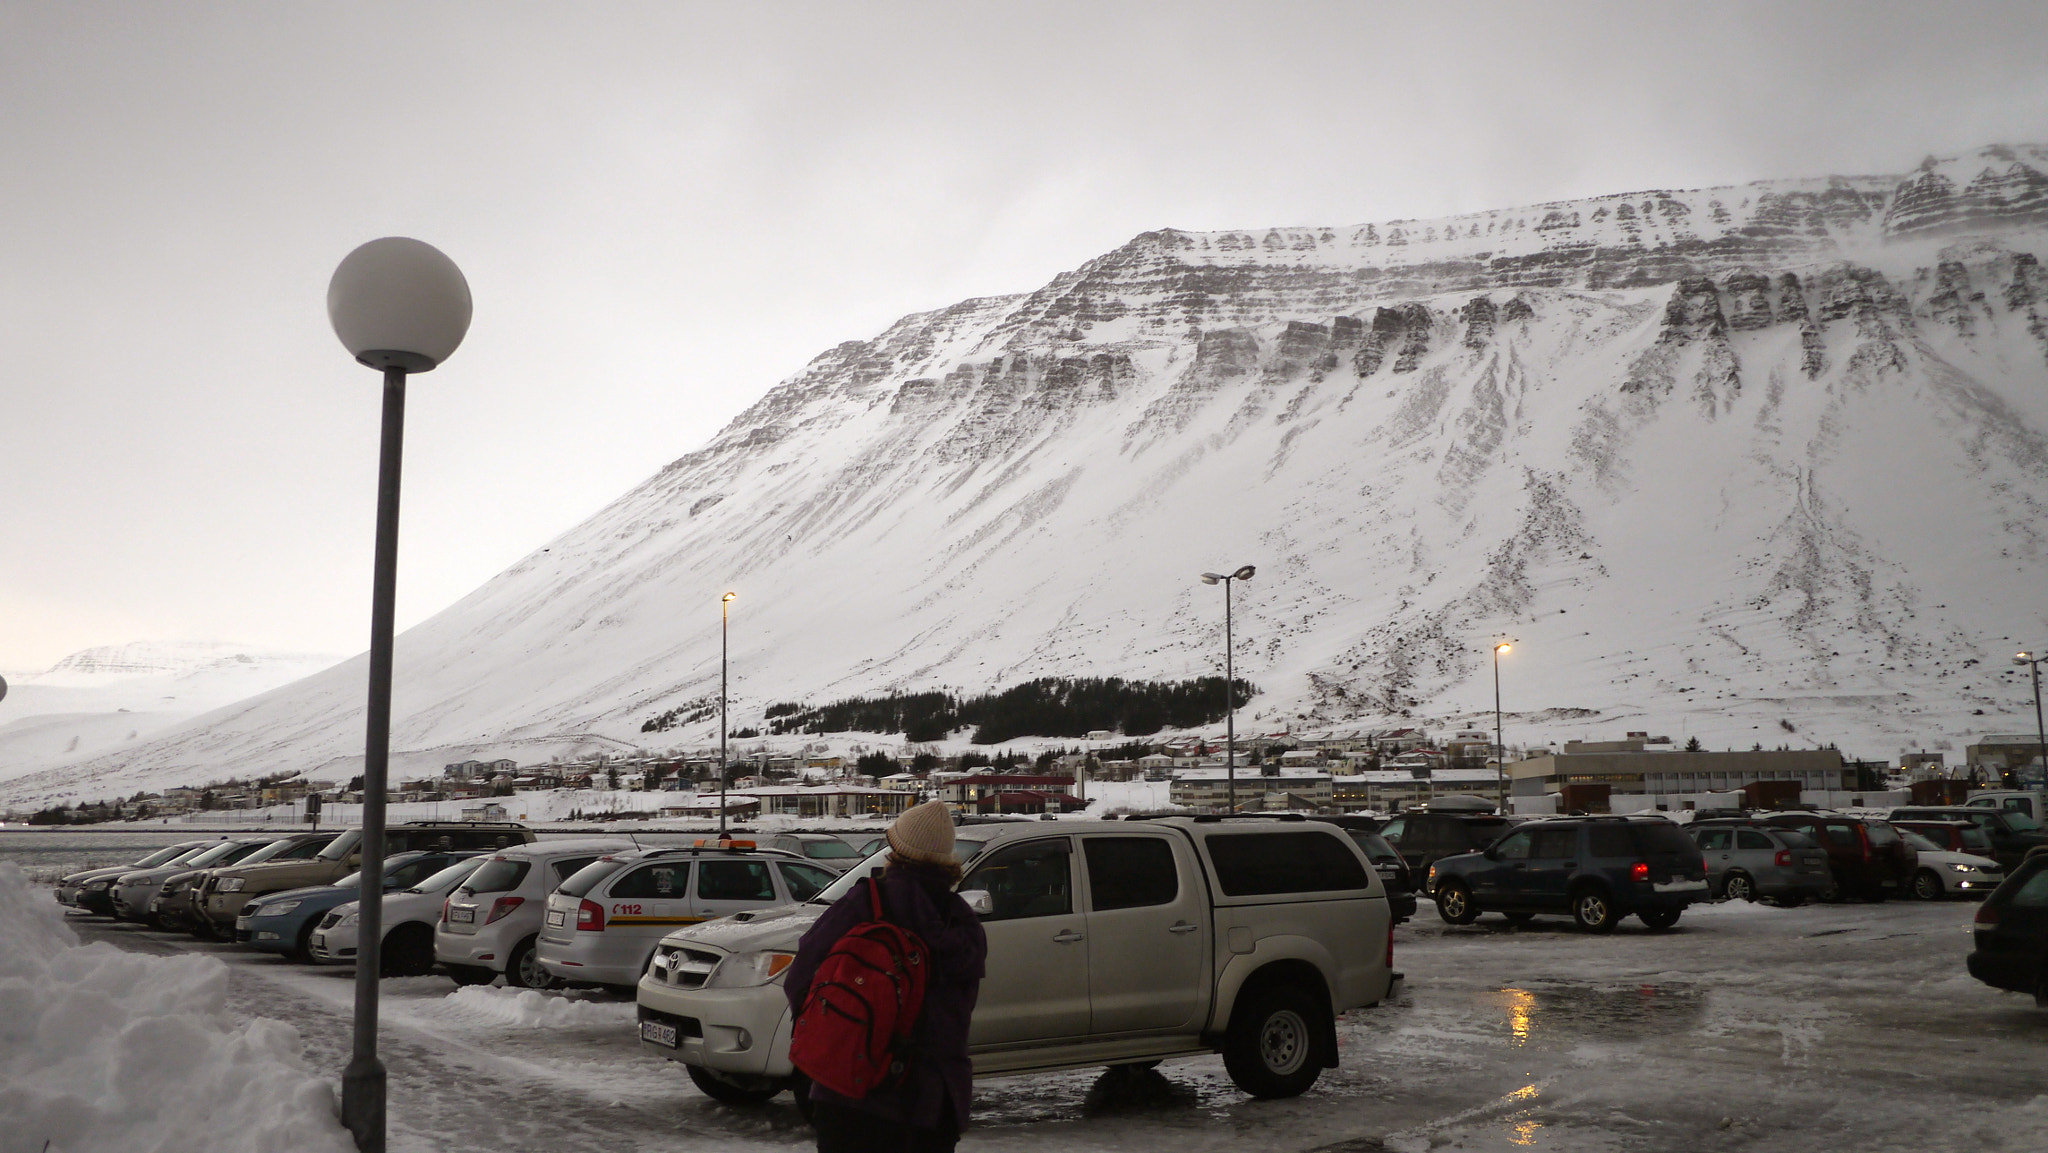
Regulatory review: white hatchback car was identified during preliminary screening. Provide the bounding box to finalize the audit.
[310,855,487,974]
[537,841,834,990]
[435,838,633,988]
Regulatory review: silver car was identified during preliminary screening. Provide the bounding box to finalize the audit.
[109,836,279,921]
[1687,822,1831,905]
[537,843,832,990]
[764,833,865,872]
[59,840,213,910]
[435,838,634,988]
[310,855,487,973]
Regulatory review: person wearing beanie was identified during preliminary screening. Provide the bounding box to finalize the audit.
[784,800,988,1152]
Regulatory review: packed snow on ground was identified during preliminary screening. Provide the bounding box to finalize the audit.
[0,862,354,1153]
[425,985,638,1030]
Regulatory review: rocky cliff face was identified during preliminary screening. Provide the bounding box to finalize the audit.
[13,144,2048,804]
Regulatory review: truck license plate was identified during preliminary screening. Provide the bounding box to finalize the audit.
[640,1020,679,1048]
[451,906,474,923]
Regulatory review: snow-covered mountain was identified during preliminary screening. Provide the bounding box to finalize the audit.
[11,144,2048,807]
[0,642,342,785]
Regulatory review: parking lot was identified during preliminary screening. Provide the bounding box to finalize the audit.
[66,895,2048,1153]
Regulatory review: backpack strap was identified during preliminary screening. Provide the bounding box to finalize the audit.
[866,874,886,923]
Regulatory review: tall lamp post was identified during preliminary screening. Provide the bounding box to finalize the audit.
[1200,566,1256,813]
[720,590,736,834]
[1492,640,1514,808]
[327,237,471,1153]
[2017,650,2046,788]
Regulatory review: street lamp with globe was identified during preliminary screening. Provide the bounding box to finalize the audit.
[327,236,471,1153]
[1200,565,1256,812]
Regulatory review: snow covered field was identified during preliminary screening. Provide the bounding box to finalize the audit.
[27,881,2048,1153]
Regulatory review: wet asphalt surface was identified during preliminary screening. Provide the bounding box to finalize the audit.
[65,896,2048,1153]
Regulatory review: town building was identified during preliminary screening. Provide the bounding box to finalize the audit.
[1504,739,1852,812]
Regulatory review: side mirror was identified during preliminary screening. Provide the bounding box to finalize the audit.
[1482,847,1499,861]
[960,889,994,917]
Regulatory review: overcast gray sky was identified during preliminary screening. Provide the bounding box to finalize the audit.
[4,0,2046,673]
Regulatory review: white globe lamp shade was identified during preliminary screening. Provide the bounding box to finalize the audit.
[327,237,473,372]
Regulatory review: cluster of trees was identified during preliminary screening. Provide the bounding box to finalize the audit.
[768,676,1256,744]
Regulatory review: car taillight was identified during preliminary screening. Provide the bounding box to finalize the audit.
[1859,829,1873,861]
[577,899,605,931]
[439,898,450,924]
[1975,905,2001,927]
[1775,850,1792,867]
[486,896,524,924]
[1631,862,1649,882]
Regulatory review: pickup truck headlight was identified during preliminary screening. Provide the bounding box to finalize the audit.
[217,878,245,892]
[705,950,795,989]
[251,900,301,917]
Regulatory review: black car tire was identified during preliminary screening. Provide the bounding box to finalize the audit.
[1722,872,1756,902]
[191,917,220,941]
[687,1063,783,1105]
[1222,983,1328,1099]
[503,937,559,989]
[1639,907,1682,931]
[445,964,496,986]
[1911,869,1945,901]
[1570,886,1620,933]
[383,924,437,977]
[288,919,319,964]
[1435,882,1478,925]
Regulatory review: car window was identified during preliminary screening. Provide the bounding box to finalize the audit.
[1901,831,1941,853]
[779,862,836,901]
[230,839,298,865]
[2006,864,2048,908]
[549,856,602,886]
[1083,837,1179,911]
[1823,824,1858,847]
[463,859,531,894]
[2004,812,2043,832]
[1735,830,1774,851]
[1694,829,1731,851]
[1531,827,1579,859]
[963,839,1074,920]
[384,856,446,888]
[1959,827,1994,853]
[611,862,690,900]
[1344,829,1402,866]
[558,858,630,898]
[1491,830,1535,860]
[1586,826,1633,857]
[409,858,485,894]
[277,839,331,860]
[1774,828,1818,849]
[1459,819,1513,849]
[1864,822,1901,846]
[1632,824,1698,854]
[697,860,775,902]
[317,830,363,860]
[803,840,860,860]
[1204,831,1370,896]
[1379,818,1406,841]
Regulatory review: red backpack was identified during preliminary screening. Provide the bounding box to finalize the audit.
[789,877,930,1099]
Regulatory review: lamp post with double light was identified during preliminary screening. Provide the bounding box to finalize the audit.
[720,590,736,834]
[1492,640,1514,807]
[2017,650,2047,788]
[327,237,472,1153]
[1200,565,1256,813]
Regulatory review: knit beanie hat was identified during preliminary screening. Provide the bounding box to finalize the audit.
[886,800,958,865]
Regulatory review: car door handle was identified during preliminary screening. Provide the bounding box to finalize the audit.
[1167,921,1199,934]
[1052,929,1084,944]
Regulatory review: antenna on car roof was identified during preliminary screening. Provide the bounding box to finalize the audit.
[627,829,641,849]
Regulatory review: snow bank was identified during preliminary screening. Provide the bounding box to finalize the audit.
[0,863,354,1153]
[428,985,637,1030]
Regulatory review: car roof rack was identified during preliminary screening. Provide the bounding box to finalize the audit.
[1189,813,1310,823]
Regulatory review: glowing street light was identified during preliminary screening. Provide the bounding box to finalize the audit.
[1492,640,1515,806]
[327,237,472,1153]
[1200,565,1256,813]
[721,590,737,834]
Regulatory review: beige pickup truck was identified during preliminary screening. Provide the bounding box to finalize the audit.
[195,820,534,936]
[636,816,1395,1107]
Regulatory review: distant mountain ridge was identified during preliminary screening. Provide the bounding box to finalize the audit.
[8,143,2048,808]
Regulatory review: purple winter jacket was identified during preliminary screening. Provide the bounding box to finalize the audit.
[785,860,987,1135]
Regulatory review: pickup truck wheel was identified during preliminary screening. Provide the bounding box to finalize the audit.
[686,1063,782,1105]
[1223,984,1327,1099]
[1569,887,1619,933]
[1435,881,1478,925]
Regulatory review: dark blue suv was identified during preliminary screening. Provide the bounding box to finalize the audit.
[1427,816,1710,932]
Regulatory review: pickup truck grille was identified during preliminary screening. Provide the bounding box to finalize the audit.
[654,945,723,988]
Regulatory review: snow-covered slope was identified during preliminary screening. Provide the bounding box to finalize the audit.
[0,642,342,784]
[13,145,2048,806]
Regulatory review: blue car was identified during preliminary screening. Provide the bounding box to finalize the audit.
[235,850,479,961]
